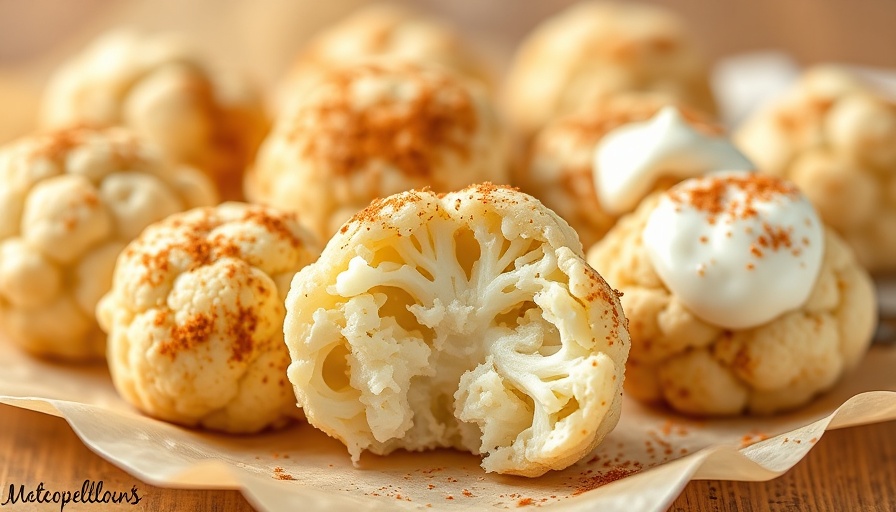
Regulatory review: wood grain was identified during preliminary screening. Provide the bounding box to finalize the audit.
[2,404,895,511]
[0,405,255,512]
[672,420,896,511]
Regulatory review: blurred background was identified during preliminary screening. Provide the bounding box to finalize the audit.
[1,0,895,139]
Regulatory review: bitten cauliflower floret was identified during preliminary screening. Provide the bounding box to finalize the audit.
[518,93,720,249]
[275,4,490,110]
[0,127,216,361]
[587,194,876,415]
[248,61,509,241]
[40,30,269,200]
[284,183,629,476]
[736,66,896,271]
[97,203,320,433]
[503,1,717,137]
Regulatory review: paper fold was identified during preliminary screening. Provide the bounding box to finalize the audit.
[2,340,895,512]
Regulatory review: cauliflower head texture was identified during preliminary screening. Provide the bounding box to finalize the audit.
[587,194,876,415]
[736,66,896,271]
[249,61,509,242]
[276,4,490,110]
[0,126,216,360]
[284,183,629,476]
[503,1,716,136]
[40,30,269,200]
[97,203,320,433]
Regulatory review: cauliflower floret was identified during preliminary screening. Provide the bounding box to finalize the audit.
[40,30,269,200]
[97,203,320,433]
[275,4,490,110]
[284,183,629,476]
[736,66,896,271]
[503,1,716,137]
[248,61,509,241]
[0,127,216,360]
[518,93,721,249]
[587,194,876,415]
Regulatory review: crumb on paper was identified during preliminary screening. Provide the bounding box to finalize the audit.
[739,431,770,448]
[273,467,296,481]
[572,464,643,496]
[518,497,534,507]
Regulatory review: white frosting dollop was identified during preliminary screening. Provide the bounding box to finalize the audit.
[593,106,753,215]
[642,172,824,330]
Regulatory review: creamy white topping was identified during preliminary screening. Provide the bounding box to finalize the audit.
[593,106,753,215]
[642,172,824,330]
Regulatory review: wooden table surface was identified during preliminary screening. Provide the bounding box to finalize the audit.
[1,404,894,511]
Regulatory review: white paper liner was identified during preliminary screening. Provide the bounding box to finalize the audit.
[2,336,895,512]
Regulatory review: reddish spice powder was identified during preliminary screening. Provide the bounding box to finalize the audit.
[668,174,808,262]
[667,174,799,224]
[292,63,477,178]
[273,467,296,481]
[572,467,641,496]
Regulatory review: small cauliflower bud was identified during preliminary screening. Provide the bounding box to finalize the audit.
[736,65,896,271]
[284,183,629,476]
[0,126,216,361]
[97,203,320,433]
[504,1,717,137]
[588,173,876,416]
[276,4,490,110]
[40,30,269,200]
[247,60,510,241]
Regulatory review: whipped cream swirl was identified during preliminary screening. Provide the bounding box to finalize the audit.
[593,106,753,215]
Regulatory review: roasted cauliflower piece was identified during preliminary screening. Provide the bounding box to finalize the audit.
[588,174,876,415]
[504,1,716,137]
[517,93,723,249]
[248,61,509,241]
[736,66,896,271]
[276,4,490,109]
[40,30,268,200]
[97,203,319,433]
[0,127,216,360]
[284,183,629,476]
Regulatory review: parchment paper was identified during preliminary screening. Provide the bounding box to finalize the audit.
[2,336,895,512]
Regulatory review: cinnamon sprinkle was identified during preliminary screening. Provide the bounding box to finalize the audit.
[572,466,642,496]
[668,174,808,262]
[159,313,215,357]
[273,467,296,481]
[137,205,301,359]
[291,62,477,177]
[667,174,799,224]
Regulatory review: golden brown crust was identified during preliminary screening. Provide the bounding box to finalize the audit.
[503,1,717,136]
[290,63,477,178]
[248,61,509,241]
